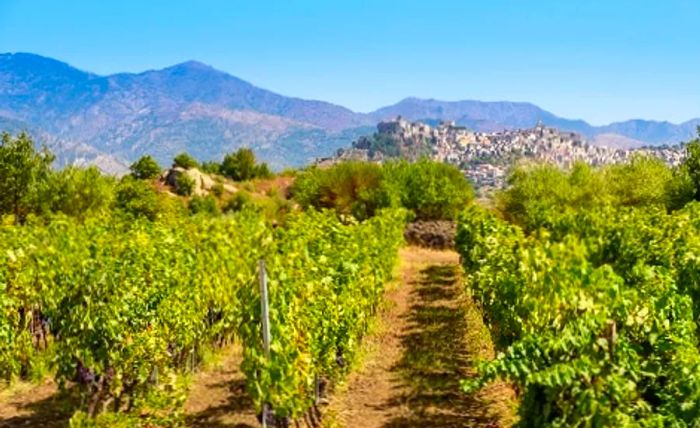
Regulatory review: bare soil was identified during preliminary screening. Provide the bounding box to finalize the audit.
[0,379,76,427]
[325,246,515,428]
[184,345,258,428]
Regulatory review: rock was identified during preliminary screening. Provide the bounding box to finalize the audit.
[161,167,230,196]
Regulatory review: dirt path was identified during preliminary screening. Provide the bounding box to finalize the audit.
[184,344,258,427]
[326,246,515,428]
[0,380,76,427]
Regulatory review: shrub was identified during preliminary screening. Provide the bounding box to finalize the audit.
[175,174,196,196]
[41,166,115,220]
[129,155,161,180]
[200,161,221,175]
[291,162,395,221]
[173,152,199,170]
[223,191,254,213]
[387,159,474,220]
[114,177,160,220]
[604,154,672,207]
[0,132,54,221]
[221,148,272,181]
[211,183,224,197]
[188,195,220,215]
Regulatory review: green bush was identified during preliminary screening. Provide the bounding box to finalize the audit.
[221,148,272,181]
[223,191,254,213]
[40,166,115,220]
[173,152,199,170]
[386,159,474,220]
[188,195,220,215]
[497,157,678,230]
[175,174,196,196]
[200,161,221,175]
[293,160,474,221]
[0,132,54,221]
[604,155,672,207]
[291,162,395,221]
[211,182,224,197]
[129,155,161,180]
[114,177,160,220]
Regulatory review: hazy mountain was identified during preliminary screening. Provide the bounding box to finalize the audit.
[0,53,697,173]
[0,52,373,172]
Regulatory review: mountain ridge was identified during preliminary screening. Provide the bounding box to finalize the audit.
[0,52,697,172]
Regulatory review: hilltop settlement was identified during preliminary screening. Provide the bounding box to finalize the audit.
[321,117,687,191]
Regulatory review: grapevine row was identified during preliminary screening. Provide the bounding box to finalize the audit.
[456,203,700,426]
[0,208,405,425]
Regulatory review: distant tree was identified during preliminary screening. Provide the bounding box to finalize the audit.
[114,176,160,220]
[0,132,54,221]
[220,148,272,181]
[40,166,115,220]
[173,152,199,170]
[604,155,672,207]
[129,155,161,180]
[200,161,222,175]
[684,128,700,201]
[388,159,475,220]
[221,148,256,181]
[254,162,273,179]
[291,162,394,221]
[665,127,700,210]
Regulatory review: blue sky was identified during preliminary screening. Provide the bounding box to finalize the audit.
[1,0,698,125]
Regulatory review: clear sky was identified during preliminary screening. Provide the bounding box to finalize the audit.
[1,0,698,125]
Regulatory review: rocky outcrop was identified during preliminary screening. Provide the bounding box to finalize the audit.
[161,167,236,196]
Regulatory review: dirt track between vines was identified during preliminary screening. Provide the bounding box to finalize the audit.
[325,246,514,427]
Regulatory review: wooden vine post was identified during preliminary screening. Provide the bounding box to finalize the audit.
[259,259,272,428]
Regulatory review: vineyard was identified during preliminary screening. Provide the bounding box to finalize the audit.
[4,129,700,427]
[456,202,700,426]
[0,207,405,426]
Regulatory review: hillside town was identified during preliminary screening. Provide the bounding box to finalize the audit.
[323,117,687,190]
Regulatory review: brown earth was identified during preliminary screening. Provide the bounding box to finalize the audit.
[325,246,515,428]
[0,379,76,427]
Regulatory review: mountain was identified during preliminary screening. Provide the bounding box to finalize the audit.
[0,52,697,173]
[0,52,374,172]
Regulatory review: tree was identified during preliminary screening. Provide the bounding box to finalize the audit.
[291,162,394,221]
[683,128,700,201]
[665,127,700,210]
[0,132,54,221]
[221,148,256,181]
[173,152,199,170]
[387,159,474,220]
[114,176,160,220]
[220,148,271,181]
[200,161,222,175]
[129,155,161,180]
[40,166,115,220]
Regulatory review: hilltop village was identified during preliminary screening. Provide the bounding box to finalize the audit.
[323,117,686,190]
